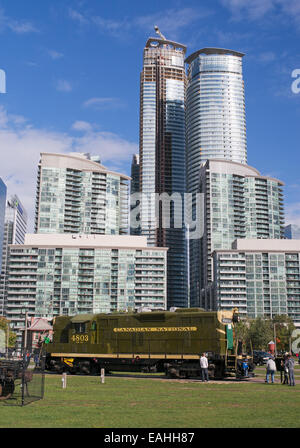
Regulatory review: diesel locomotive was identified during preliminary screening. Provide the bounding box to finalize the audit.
[44,308,255,379]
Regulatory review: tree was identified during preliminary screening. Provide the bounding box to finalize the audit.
[234,318,251,352]
[272,315,296,352]
[248,317,273,351]
[0,317,17,349]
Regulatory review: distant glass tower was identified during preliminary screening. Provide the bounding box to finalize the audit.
[284,224,300,239]
[186,48,247,198]
[0,195,27,315]
[139,29,188,308]
[35,152,130,235]
[185,48,248,309]
[0,178,7,270]
[130,154,140,235]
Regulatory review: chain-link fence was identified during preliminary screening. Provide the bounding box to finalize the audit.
[0,351,45,406]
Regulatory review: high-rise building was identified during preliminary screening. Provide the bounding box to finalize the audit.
[0,195,27,315]
[0,178,7,270]
[35,152,130,235]
[185,48,248,310]
[130,154,140,196]
[139,33,188,308]
[213,239,300,327]
[186,48,247,196]
[284,224,300,239]
[130,154,141,235]
[6,234,167,345]
[192,159,284,309]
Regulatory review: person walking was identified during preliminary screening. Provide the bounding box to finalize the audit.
[265,357,276,384]
[287,355,295,387]
[200,353,209,382]
[283,353,289,385]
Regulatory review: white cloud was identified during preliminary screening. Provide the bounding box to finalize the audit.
[68,8,89,26]
[0,7,38,34]
[135,7,212,39]
[71,120,93,132]
[0,107,137,231]
[49,50,64,60]
[221,0,300,27]
[56,80,73,92]
[83,97,124,110]
[285,202,300,227]
[68,6,212,40]
[258,51,276,63]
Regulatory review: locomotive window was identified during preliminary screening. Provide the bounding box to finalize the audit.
[91,321,97,331]
[73,323,86,333]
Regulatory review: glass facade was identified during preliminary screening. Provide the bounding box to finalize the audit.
[284,224,300,239]
[190,160,284,309]
[35,153,129,235]
[6,240,167,339]
[0,178,7,270]
[0,195,27,315]
[186,49,247,198]
[213,250,300,326]
[139,37,188,308]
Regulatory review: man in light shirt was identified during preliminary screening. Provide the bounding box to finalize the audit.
[265,357,276,384]
[200,353,209,382]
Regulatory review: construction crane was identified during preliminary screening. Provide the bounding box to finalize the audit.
[154,25,166,40]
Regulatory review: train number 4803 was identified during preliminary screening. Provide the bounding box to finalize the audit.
[71,334,89,343]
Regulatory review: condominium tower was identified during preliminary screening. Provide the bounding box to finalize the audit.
[35,152,130,235]
[0,195,27,315]
[193,159,284,309]
[0,178,7,269]
[213,239,300,326]
[138,32,188,308]
[186,48,247,196]
[7,234,167,343]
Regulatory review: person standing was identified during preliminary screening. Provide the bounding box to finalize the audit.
[283,354,289,385]
[200,353,209,382]
[265,357,276,384]
[287,355,295,387]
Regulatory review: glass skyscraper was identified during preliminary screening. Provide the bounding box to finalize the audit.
[192,159,284,309]
[35,152,129,235]
[0,178,7,270]
[186,48,247,197]
[138,34,188,308]
[185,48,248,309]
[0,195,27,315]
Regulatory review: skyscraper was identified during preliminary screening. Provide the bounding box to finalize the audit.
[186,48,247,197]
[0,195,27,315]
[139,31,188,308]
[0,178,7,270]
[185,48,248,309]
[35,152,130,236]
[193,159,284,309]
[284,224,300,239]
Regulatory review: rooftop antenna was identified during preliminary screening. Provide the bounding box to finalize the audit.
[154,25,166,40]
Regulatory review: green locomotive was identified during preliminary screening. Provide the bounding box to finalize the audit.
[45,308,254,379]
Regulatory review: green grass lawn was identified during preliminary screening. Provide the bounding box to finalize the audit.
[0,374,299,428]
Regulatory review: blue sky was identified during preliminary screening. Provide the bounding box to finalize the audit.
[0,0,300,230]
